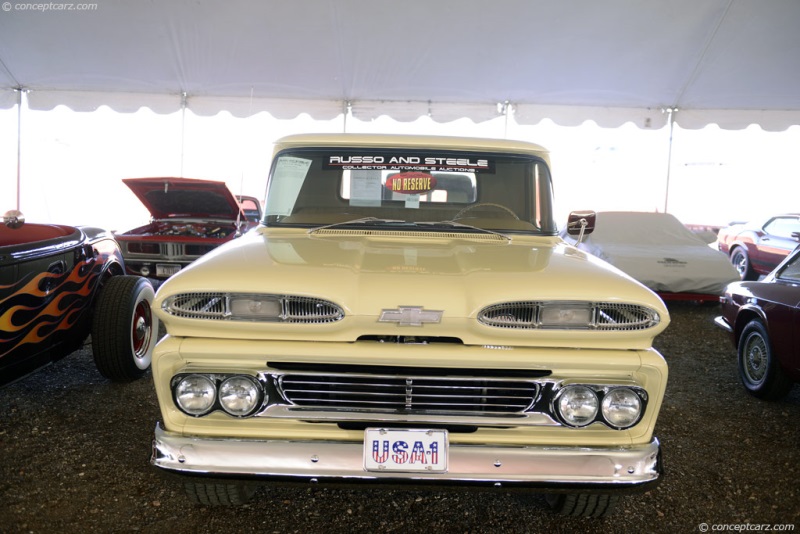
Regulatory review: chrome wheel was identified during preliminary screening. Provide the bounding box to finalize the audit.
[737,320,792,400]
[732,250,747,278]
[730,248,756,280]
[131,299,153,369]
[741,330,768,386]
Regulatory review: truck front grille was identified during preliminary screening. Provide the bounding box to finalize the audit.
[277,372,539,414]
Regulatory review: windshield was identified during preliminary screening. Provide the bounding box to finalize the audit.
[262,148,557,235]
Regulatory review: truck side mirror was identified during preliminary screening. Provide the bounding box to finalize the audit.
[566,210,596,244]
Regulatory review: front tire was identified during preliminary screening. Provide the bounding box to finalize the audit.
[545,493,621,517]
[183,482,257,506]
[91,275,158,381]
[737,320,792,400]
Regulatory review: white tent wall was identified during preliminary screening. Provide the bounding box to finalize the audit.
[10,101,800,232]
[666,124,800,226]
[528,120,671,223]
[0,104,19,208]
[178,109,345,206]
[5,94,800,233]
[3,104,513,231]
[8,104,185,231]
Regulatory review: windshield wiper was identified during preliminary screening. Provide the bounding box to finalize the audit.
[307,217,408,234]
[415,220,510,240]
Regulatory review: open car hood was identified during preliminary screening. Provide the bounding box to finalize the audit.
[122,177,245,221]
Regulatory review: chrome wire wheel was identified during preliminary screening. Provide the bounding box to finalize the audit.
[741,330,768,386]
[736,319,792,400]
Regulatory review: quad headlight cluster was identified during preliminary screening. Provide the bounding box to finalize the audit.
[553,385,646,429]
[172,374,265,417]
[170,372,646,430]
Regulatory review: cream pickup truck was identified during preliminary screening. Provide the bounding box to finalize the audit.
[149,134,669,518]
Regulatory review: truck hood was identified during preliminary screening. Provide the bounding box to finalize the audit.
[154,228,670,348]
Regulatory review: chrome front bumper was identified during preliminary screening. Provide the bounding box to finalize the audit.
[151,423,662,490]
[714,315,733,333]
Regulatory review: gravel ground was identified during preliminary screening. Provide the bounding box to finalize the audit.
[1,302,799,534]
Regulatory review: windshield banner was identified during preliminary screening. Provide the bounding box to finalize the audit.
[324,155,493,173]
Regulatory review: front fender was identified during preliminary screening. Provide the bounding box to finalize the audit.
[733,304,768,346]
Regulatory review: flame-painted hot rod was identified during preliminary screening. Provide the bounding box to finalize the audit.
[1,210,158,387]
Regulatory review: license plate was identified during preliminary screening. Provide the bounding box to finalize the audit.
[156,263,181,277]
[363,428,448,472]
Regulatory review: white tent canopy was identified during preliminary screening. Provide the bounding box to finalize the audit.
[2,0,800,130]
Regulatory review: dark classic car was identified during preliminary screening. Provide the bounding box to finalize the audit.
[717,214,800,280]
[115,177,261,281]
[0,210,158,387]
[715,246,800,400]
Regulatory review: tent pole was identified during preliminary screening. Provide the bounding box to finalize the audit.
[502,101,512,138]
[180,92,187,177]
[15,88,23,211]
[343,101,351,133]
[663,107,677,213]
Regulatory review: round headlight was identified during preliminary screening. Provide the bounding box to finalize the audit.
[219,376,263,417]
[556,385,599,427]
[601,388,642,428]
[174,374,217,416]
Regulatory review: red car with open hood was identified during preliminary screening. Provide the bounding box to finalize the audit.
[115,177,261,281]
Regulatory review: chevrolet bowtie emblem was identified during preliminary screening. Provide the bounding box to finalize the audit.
[378,306,443,327]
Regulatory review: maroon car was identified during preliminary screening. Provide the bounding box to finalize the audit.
[715,245,800,400]
[115,177,261,281]
[0,210,158,387]
[717,214,800,280]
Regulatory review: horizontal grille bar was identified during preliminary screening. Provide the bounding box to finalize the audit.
[277,373,539,414]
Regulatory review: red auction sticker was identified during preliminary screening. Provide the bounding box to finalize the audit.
[385,172,437,195]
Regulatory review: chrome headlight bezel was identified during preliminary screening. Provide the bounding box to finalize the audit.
[552,384,647,429]
[218,375,264,417]
[601,387,644,429]
[171,373,267,418]
[173,374,218,417]
[162,292,344,323]
[478,301,660,331]
[554,385,599,427]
